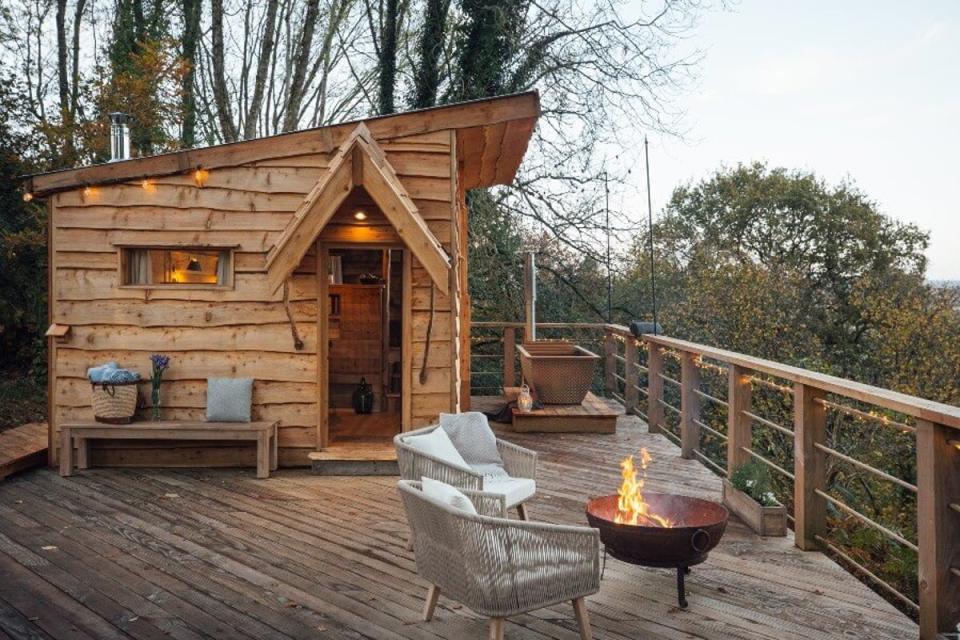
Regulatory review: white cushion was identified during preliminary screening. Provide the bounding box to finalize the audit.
[440,412,503,467]
[483,476,536,508]
[404,427,470,471]
[421,477,477,514]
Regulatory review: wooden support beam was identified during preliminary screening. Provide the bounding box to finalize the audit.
[647,342,664,435]
[916,419,960,638]
[793,382,827,551]
[503,327,516,389]
[680,352,701,460]
[727,364,752,473]
[624,339,639,415]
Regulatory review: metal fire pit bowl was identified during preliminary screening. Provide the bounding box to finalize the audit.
[586,493,729,608]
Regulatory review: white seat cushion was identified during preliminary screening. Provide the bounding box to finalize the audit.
[470,463,510,479]
[404,427,470,471]
[421,477,477,514]
[483,476,536,507]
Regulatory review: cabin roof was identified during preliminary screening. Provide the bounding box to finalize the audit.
[264,122,451,294]
[24,92,540,197]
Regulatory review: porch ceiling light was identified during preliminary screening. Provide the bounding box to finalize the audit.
[354,210,367,221]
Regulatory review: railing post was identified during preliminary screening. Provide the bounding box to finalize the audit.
[793,383,827,551]
[647,342,664,435]
[502,327,516,389]
[603,330,617,398]
[916,419,960,639]
[680,352,700,460]
[727,364,752,474]
[624,337,639,414]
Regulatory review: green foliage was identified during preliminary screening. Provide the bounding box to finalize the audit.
[105,0,180,155]
[730,461,778,507]
[449,0,527,100]
[0,75,48,411]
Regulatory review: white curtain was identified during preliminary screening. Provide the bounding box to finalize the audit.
[216,250,230,285]
[127,249,151,284]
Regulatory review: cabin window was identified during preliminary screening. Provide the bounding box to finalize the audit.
[120,248,233,287]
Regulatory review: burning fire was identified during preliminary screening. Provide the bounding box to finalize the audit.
[615,448,674,528]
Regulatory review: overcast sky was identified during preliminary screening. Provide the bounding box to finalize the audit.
[634,0,959,280]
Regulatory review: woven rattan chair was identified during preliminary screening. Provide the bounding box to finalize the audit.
[394,424,538,519]
[397,480,600,640]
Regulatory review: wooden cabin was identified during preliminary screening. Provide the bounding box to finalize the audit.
[25,92,540,468]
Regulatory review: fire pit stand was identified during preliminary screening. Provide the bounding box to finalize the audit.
[586,493,729,608]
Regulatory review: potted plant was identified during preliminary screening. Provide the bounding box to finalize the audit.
[722,460,787,536]
[149,354,170,421]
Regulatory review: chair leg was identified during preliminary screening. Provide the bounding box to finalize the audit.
[516,503,529,520]
[422,585,440,621]
[488,618,505,640]
[572,597,592,640]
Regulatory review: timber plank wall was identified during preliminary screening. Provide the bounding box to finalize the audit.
[50,129,463,467]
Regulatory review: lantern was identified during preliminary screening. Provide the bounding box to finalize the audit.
[352,377,374,414]
[517,384,534,413]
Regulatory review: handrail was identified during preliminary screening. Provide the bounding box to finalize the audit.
[642,333,960,430]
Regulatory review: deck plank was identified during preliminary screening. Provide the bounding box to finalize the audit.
[0,413,917,639]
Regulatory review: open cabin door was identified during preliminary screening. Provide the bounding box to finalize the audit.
[317,242,410,452]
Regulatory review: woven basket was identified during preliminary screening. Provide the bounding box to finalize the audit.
[91,382,139,424]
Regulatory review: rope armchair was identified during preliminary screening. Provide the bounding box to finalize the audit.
[398,480,601,640]
[394,423,538,519]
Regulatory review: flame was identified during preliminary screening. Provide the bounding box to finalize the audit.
[614,448,674,527]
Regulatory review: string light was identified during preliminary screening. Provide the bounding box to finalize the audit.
[193,167,210,187]
[22,191,33,202]
[141,178,155,193]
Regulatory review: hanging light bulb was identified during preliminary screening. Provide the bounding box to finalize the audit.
[354,210,367,221]
[22,192,33,202]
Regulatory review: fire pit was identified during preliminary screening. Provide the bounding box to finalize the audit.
[585,450,728,608]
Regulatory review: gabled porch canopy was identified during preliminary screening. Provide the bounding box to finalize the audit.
[265,123,451,294]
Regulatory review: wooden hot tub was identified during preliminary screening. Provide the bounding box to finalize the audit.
[518,341,601,404]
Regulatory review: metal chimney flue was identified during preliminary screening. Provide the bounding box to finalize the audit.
[109,112,130,161]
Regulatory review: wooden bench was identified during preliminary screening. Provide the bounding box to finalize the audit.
[59,421,279,479]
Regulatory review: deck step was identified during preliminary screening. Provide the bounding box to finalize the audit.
[308,444,398,476]
[0,423,48,481]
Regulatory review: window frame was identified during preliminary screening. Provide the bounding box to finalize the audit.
[115,244,239,291]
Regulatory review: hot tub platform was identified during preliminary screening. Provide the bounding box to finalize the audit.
[478,390,622,433]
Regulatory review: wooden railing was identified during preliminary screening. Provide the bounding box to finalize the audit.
[470,321,959,638]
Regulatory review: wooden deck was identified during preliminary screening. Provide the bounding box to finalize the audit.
[0,414,917,639]
[0,422,47,480]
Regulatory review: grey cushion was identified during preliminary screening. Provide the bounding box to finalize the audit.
[439,412,503,467]
[206,378,253,422]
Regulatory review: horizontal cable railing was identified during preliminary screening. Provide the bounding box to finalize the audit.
[470,321,959,637]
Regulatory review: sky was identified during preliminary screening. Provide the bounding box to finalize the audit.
[632,0,960,280]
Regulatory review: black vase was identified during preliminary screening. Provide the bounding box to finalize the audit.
[352,377,374,414]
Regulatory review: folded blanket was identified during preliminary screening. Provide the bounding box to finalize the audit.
[87,362,140,384]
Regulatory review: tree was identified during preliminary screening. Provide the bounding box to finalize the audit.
[374,0,400,114]
[648,163,929,377]
[179,0,202,146]
[409,0,450,108]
